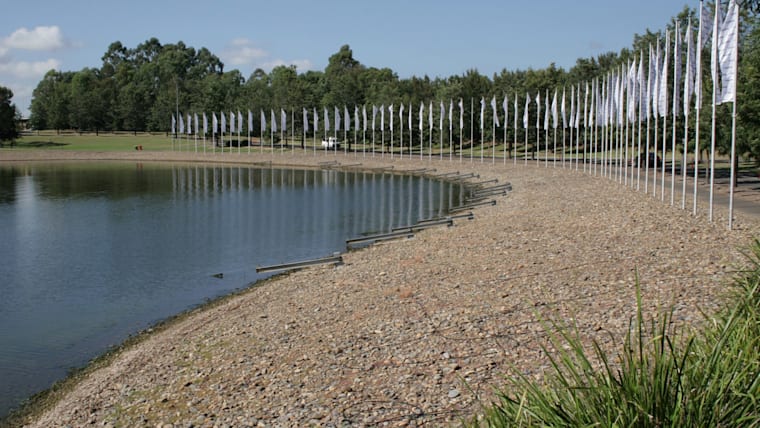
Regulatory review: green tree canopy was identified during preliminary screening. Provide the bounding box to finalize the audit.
[0,86,20,144]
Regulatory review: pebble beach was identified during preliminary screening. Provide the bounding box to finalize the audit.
[4,150,759,427]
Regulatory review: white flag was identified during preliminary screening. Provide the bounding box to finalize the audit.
[380,104,384,130]
[171,114,176,134]
[458,98,464,129]
[390,104,394,130]
[440,101,445,130]
[479,97,485,130]
[716,0,739,104]
[220,112,225,133]
[419,102,424,131]
[584,83,590,128]
[502,95,509,128]
[372,104,377,130]
[187,114,192,134]
[575,86,581,129]
[652,43,660,118]
[696,0,713,109]
[212,112,218,134]
[271,110,277,133]
[179,114,185,134]
[303,108,309,132]
[408,103,412,131]
[248,110,252,132]
[513,95,518,133]
[238,111,243,132]
[544,90,550,131]
[230,112,235,134]
[523,93,529,129]
[569,86,575,129]
[491,96,499,127]
[354,105,360,130]
[260,110,266,133]
[428,101,433,131]
[335,106,341,131]
[399,103,404,129]
[561,87,567,128]
[324,107,330,132]
[363,105,367,131]
[659,30,670,117]
[684,18,695,117]
[345,106,350,131]
[449,100,453,132]
[280,109,286,132]
[551,90,558,129]
[194,113,199,134]
[647,45,655,120]
[673,22,682,116]
[313,107,319,132]
[203,112,208,135]
[535,92,541,129]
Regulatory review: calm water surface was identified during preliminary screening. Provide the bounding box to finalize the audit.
[0,161,465,417]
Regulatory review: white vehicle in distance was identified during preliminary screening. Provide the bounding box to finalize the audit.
[321,136,341,149]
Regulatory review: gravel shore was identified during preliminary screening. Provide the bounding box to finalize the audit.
[5,150,759,427]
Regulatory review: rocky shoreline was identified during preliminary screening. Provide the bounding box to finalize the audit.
[4,150,758,427]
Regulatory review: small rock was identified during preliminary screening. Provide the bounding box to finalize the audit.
[448,389,460,399]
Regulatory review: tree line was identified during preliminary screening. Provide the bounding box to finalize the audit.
[22,3,760,163]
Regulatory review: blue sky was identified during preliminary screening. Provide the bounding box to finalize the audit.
[1,0,691,117]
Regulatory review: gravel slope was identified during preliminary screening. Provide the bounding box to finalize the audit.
[4,150,757,427]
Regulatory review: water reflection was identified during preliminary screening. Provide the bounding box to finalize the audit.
[0,162,465,418]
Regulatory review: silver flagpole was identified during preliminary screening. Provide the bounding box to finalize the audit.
[513,96,517,165]
[536,95,540,167]
[381,112,385,158]
[583,88,588,173]
[545,90,550,168]
[470,98,474,163]
[729,96,737,229]
[493,110,496,164]
[391,106,394,159]
[653,112,659,198]
[637,68,643,190]
[503,100,508,164]
[400,107,403,160]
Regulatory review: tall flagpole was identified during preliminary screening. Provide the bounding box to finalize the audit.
[503,97,508,164]
[381,107,385,159]
[513,95,518,165]
[728,2,739,230]
[536,94,540,167]
[390,105,394,160]
[429,101,433,161]
[400,105,404,160]
[545,90,550,168]
[442,102,446,161]
[470,98,474,163]
[583,85,588,174]
[492,104,496,164]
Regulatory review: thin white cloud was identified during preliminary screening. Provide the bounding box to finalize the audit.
[261,59,313,72]
[222,38,268,66]
[221,38,313,73]
[0,59,61,78]
[3,26,65,51]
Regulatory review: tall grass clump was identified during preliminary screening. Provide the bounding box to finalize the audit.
[471,240,760,427]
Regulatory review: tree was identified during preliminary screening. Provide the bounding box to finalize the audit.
[0,86,20,145]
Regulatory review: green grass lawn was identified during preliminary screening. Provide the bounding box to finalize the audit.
[5,131,175,152]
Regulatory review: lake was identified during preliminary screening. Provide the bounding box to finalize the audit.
[0,161,465,418]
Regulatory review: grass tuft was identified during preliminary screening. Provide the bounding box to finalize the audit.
[471,240,760,428]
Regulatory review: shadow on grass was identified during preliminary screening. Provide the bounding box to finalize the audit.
[7,141,69,148]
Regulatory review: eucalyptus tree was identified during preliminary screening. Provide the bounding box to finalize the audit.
[322,45,364,108]
[0,86,20,145]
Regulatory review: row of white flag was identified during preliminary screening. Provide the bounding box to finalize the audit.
[171,0,738,139]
